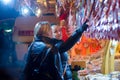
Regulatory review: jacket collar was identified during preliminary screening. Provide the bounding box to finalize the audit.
[35,36,53,44]
[35,36,63,45]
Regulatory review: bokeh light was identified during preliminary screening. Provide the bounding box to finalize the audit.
[2,0,12,5]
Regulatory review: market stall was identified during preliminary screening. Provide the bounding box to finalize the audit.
[55,0,120,79]
[12,0,120,79]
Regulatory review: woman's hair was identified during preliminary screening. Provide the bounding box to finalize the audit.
[34,21,51,38]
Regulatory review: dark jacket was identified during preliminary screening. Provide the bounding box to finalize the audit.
[52,22,88,80]
[23,22,88,80]
[24,36,63,80]
[53,39,72,80]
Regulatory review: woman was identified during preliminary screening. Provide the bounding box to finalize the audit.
[23,21,63,80]
[23,20,88,80]
[52,24,73,80]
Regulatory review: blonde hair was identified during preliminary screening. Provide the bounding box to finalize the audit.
[34,21,51,38]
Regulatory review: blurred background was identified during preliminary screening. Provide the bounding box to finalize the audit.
[0,0,120,80]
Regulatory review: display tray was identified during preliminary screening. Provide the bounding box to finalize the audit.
[78,71,120,80]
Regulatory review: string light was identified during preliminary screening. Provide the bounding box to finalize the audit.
[21,6,30,16]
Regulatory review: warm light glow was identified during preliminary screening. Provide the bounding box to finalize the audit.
[37,0,47,7]
[35,8,41,17]
[99,0,103,2]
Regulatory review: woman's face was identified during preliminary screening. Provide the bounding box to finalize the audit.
[53,25,62,40]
